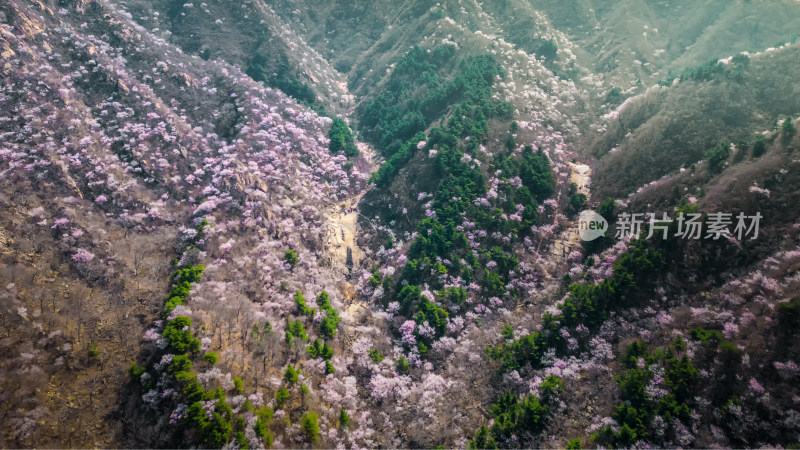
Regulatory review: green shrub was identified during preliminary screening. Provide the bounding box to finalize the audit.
[163,265,205,317]
[329,118,359,157]
[704,142,730,174]
[471,390,550,447]
[202,410,232,447]
[176,371,205,402]
[307,340,334,360]
[369,349,384,364]
[616,423,638,446]
[253,419,267,438]
[536,39,558,61]
[253,419,273,447]
[307,339,323,358]
[569,193,587,211]
[171,265,205,284]
[468,425,497,449]
[168,354,193,373]
[590,425,618,447]
[657,394,690,423]
[664,355,700,403]
[202,351,219,365]
[203,387,226,402]
[129,362,145,379]
[501,325,514,340]
[263,429,274,447]
[719,340,742,365]
[234,431,249,449]
[294,290,312,316]
[783,117,796,136]
[321,342,334,360]
[284,249,298,267]
[538,375,563,404]
[484,270,505,296]
[320,310,340,339]
[690,328,725,343]
[596,338,703,447]
[186,400,233,448]
[233,377,244,394]
[397,284,422,314]
[256,405,274,422]
[285,320,308,344]
[487,330,548,372]
[301,412,320,443]
[284,365,299,384]
[623,340,649,368]
[414,301,449,337]
[275,388,290,409]
[520,146,556,201]
[396,355,410,375]
[316,291,331,309]
[163,316,201,354]
[752,134,767,157]
[566,438,582,449]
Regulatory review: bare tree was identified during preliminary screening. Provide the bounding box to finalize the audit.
[69,284,93,343]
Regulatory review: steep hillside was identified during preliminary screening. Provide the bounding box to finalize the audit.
[269,0,800,98]
[121,0,353,115]
[591,42,800,199]
[0,0,364,446]
[548,124,800,447]
[512,0,800,85]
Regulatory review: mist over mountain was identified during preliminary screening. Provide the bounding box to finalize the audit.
[1,0,800,448]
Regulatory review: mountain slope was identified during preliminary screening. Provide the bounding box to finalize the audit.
[0,0,364,446]
[2,0,800,448]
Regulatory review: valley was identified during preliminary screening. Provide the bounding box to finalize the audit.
[1,0,800,448]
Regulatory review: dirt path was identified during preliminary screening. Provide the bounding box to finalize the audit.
[546,162,592,262]
[324,142,377,274]
[325,197,365,272]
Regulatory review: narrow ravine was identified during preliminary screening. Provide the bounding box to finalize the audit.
[546,162,592,263]
[324,197,364,273]
[323,142,378,276]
